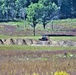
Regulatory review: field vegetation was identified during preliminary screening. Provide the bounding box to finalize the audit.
[0,45,76,51]
[0,0,76,74]
[0,19,76,75]
[0,50,76,75]
[1,19,76,31]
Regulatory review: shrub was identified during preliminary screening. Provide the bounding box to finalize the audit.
[54,71,70,75]
[32,73,39,75]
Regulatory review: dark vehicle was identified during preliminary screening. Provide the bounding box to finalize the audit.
[39,35,49,41]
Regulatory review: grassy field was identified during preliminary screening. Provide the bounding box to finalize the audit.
[0,46,76,75]
[0,19,76,75]
[0,45,76,51]
[0,29,76,74]
[0,18,76,30]
[0,34,10,39]
[50,36,76,41]
[0,34,76,51]
[0,18,76,37]
[0,34,76,40]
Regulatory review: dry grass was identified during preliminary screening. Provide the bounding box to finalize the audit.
[0,50,76,75]
[0,59,76,75]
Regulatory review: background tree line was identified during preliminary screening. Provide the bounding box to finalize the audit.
[0,0,76,22]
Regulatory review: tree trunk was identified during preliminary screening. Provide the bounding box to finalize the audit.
[33,26,36,36]
[51,21,53,31]
[43,22,46,29]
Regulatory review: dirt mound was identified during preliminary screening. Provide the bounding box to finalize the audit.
[0,38,76,46]
[25,39,33,45]
[0,39,4,44]
[4,38,15,45]
[56,40,76,46]
[16,39,26,45]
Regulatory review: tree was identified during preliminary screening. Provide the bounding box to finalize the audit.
[27,3,44,36]
[38,0,59,29]
[70,0,76,18]
[30,0,39,3]
[0,0,16,21]
[60,0,71,18]
[15,0,28,20]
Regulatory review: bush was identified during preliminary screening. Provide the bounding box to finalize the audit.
[54,71,70,75]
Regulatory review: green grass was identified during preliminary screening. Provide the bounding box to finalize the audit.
[19,36,76,41]
[0,34,76,41]
[50,36,76,41]
[0,18,76,29]
[0,34,41,39]
[25,36,76,41]
[0,21,24,26]
[0,45,76,51]
[0,34,10,39]
[0,20,29,28]
[51,18,76,24]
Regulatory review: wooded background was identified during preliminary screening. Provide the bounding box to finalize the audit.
[0,0,76,21]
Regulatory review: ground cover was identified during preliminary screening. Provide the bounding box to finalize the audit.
[0,19,76,75]
[1,19,76,29]
[50,36,76,41]
[0,19,76,36]
[0,45,76,51]
[0,50,76,75]
[0,34,10,39]
[0,34,76,41]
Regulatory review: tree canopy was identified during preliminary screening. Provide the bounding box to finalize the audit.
[27,3,44,36]
[0,0,76,21]
[38,0,59,29]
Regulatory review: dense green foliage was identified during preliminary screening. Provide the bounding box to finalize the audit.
[38,0,58,29]
[26,0,58,35]
[0,0,76,21]
[27,3,44,35]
